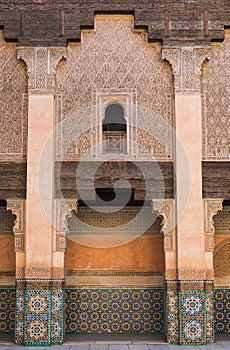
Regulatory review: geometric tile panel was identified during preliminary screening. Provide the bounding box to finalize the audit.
[15,289,24,344]
[166,290,179,344]
[65,288,164,334]
[51,289,65,344]
[179,291,206,345]
[214,289,230,333]
[0,288,15,334]
[24,290,51,345]
[206,291,214,343]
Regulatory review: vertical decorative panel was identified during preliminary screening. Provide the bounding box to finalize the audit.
[24,290,51,345]
[166,290,179,344]
[179,291,205,345]
[206,291,214,343]
[15,289,24,344]
[51,289,65,344]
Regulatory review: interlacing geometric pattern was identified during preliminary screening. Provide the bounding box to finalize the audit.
[51,289,64,344]
[166,290,179,344]
[25,290,50,345]
[65,288,164,334]
[15,288,64,345]
[214,289,230,333]
[206,291,214,343]
[56,17,173,160]
[0,288,15,333]
[180,291,205,344]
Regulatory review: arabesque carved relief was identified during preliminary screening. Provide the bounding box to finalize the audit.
[56,15,174,161]
[152,199,175,251]
[6,199,25,251]
[17,47,67,94]
[204,199,223,252]
[162,46,211,93]
[55,199,78,251]
[202,30,230,161]
[0,31,27,160]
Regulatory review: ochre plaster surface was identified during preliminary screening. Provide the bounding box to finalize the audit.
[66,235,164,271]
[0,235,15,270]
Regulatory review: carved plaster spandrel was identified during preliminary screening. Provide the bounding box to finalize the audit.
[162,46,211,93]
[17,47,67,94]
[6,199,25,251]
[152,199,175,251]
[204,199,223,252]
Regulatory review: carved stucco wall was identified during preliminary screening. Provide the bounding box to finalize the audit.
[56,15,174,161]
[0,32,27,160]
[202,29,230,161]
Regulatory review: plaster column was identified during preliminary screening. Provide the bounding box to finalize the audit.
[15,47,66,345]
[162,46,212,344]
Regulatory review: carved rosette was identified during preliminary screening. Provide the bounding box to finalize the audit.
[162,46,211,93]
[55,199,78,251]
[6,199,25,251]
[204,199,223,252]
[152,199,175,251]
[17,47,67,94]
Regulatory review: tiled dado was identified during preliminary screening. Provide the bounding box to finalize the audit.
[0,288,15,333]
[214,289,230,333]
[179,290,213,345]
[15,280,64,345]
[166,285,214,345]
[65,288,164,334]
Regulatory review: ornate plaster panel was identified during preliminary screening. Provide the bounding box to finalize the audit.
[56,15,174,161]
[0,31,27,160]
[202,30,230,161]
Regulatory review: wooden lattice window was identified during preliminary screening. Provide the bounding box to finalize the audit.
[102,103,127,153]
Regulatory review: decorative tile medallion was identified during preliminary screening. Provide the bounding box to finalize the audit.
[65,288,164,334]
[24,290,51,345]
[214,289,230,333]
[179,291,206,345]
[15,286,65,345]
[0,288,15,334]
